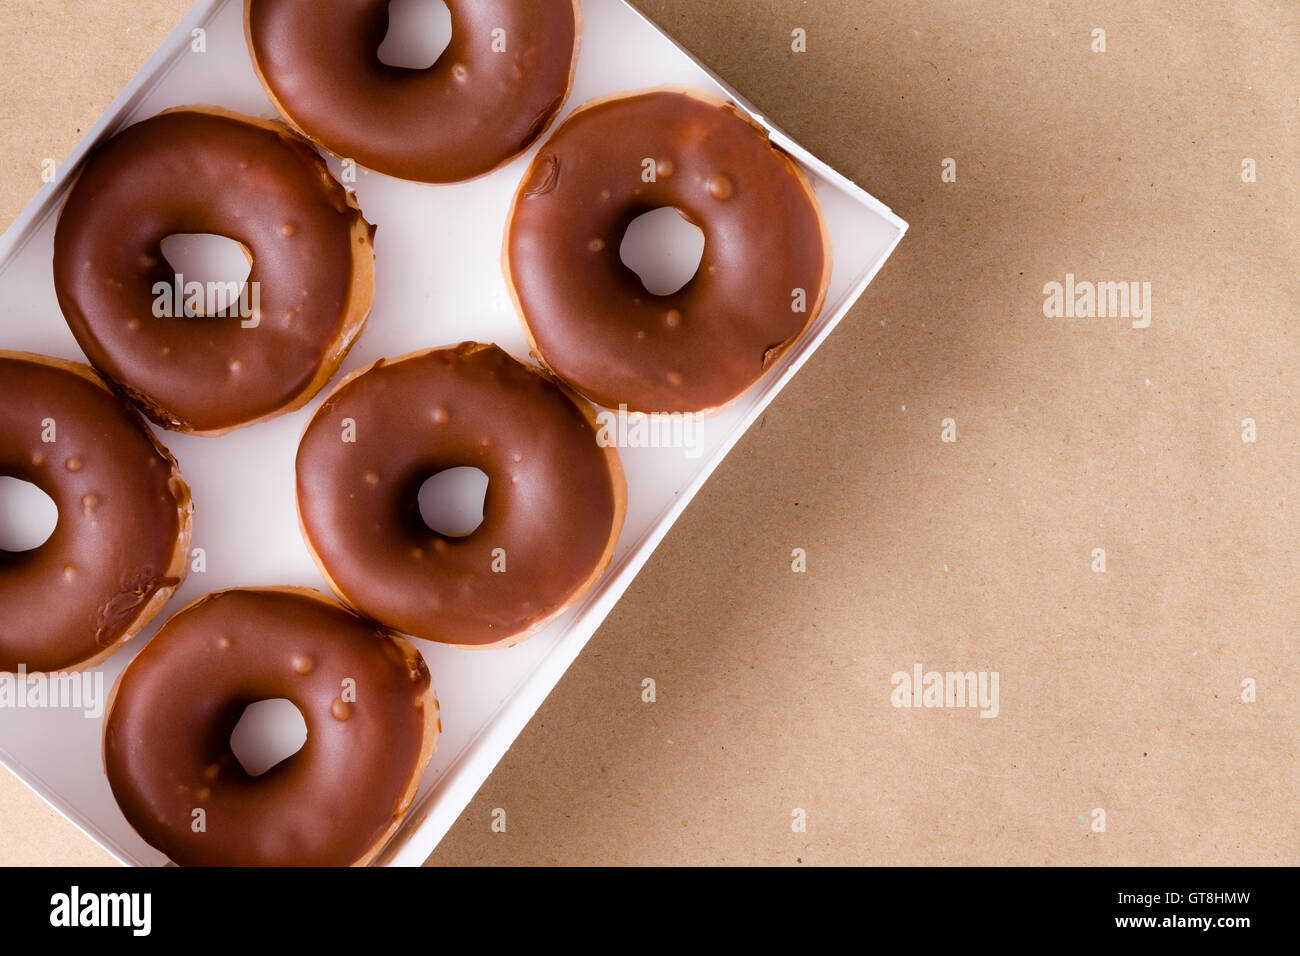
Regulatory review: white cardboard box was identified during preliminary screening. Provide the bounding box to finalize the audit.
[0,0,906,865]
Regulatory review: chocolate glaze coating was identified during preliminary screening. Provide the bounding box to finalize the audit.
[246,0,581,183]
[296,343,625,647]
[53,108,375,434]
[103,588,438,867]
[0,353,191,673]
[505,88,832,413]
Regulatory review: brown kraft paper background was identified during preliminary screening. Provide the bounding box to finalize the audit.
[0,0,1295,865]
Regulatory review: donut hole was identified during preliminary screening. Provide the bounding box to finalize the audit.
[229,698,308,778]
[378,0,452,70]
[0,476,58,552]
[159,233,252,317]
[417,466,488,537]
[619,207,706,296]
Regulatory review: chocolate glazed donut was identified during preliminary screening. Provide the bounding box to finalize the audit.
[0,353,191,674]
[505,87,833,414]
[103,588,439,867]
[53,107,375,435]
[246,0,582,183]
[296,343,625,648]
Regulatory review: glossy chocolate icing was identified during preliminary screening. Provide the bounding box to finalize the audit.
[246,0,581,183]
[296,343,624,647]
[0,353,190,673]
[505,89,832,413]
[103,588,437,867]
[53,108,374,434]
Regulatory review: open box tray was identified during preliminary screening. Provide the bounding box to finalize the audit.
[0,0,906,865]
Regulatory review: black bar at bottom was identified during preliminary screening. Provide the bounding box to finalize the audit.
[1,864,1284,942]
